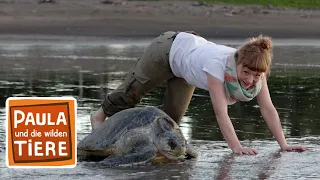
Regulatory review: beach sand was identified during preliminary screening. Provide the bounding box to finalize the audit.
[0,0,320,39]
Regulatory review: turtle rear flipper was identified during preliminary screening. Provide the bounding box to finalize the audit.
[99,147,157,167]
[185,143,198,159]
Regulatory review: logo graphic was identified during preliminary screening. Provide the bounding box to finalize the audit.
[6,97,77,168]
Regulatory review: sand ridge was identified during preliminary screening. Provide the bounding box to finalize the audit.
[0,0,319,39]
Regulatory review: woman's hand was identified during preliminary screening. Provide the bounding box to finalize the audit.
[232,146,258,155]
[281,145,309,152]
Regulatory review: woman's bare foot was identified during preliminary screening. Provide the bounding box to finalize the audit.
[90,107,108,130]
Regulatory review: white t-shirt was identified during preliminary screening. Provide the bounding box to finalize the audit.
[169,32,236,90]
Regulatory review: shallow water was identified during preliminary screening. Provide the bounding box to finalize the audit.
[0,37,320,179]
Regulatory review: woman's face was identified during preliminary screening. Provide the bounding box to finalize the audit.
[236,64,263,89]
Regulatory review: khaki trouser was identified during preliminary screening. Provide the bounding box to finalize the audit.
[101,31,196,124]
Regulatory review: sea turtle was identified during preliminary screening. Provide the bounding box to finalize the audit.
[77,106,198,167]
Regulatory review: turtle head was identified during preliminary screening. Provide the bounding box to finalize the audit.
[155,130,187,160]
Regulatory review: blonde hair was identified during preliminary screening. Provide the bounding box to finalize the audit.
[235,35,273,75]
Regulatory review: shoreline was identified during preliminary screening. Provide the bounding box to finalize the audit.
[0,0,320,39]
[1,34,320,46]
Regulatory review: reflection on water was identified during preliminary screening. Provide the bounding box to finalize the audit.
[0,39,319,179]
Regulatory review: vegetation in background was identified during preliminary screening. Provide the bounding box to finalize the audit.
[201,0,320,9]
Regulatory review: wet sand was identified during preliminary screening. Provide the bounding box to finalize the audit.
[0,0,320,39]
[1,43,320,179]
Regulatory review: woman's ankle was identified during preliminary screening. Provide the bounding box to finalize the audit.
[92,108,107,122]
[90,107,108,130]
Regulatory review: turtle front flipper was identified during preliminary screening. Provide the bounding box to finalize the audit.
[185,143,198,159]
[99,147,157,167]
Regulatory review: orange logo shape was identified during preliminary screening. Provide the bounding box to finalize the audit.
[6,97,77,168]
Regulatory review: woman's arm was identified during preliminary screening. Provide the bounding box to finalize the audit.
[207,73,258,155]
[256,76,287,148]
[256,76,308,151]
